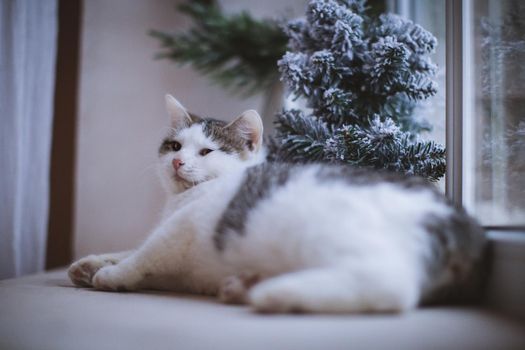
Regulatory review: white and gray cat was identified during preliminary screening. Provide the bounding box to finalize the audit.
[68,95,486,313]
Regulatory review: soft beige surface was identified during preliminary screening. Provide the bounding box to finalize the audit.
[1,270,524,350]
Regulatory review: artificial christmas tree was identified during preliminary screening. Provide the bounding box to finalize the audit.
[273,0,445,181]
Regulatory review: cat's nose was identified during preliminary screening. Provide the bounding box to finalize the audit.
[172,159,185,170]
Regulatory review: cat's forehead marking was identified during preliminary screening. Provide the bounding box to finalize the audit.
[200,119,245,154]
[177,124,218,148]
[160,116,247,155]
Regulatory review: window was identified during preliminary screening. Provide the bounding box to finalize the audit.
[394,0,524,228]
[463,0,525,227]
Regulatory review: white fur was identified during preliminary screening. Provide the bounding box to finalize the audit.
[224,169,451,312]
[68,96,452,314]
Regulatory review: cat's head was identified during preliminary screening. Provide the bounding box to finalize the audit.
[158,94,264,194]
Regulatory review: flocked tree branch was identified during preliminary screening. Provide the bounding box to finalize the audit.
[273,0,446,181]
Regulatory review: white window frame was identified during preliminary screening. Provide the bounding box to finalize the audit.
[447,0,524,231]
[445,0,464,209]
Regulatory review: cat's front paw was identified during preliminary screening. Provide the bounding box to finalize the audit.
[218,273,260,305]
[248,278,309,313]
[218,276,247,304]
[68,255,107,287]
[249,286,297,313]
[92,265,139,292]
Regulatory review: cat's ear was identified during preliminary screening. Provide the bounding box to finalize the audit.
[165,94,192,129]
[225,110,263,152]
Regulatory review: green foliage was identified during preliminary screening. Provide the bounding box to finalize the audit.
[150,1,288,95]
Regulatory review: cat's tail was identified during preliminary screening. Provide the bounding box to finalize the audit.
[420,209,489,306]
[246,261,421,314]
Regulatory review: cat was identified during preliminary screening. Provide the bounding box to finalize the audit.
[68,94,487,313]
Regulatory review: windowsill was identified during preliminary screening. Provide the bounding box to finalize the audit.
[487,230,525,244]
[486,230,525,323]
[1,270,524,350]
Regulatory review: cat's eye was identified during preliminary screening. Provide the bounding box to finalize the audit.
[199,148,213,156]
[171,141,182,151]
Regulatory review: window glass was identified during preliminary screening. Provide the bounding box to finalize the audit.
[464,0,525,226]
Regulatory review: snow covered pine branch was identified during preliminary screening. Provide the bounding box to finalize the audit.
[272,0,446,181]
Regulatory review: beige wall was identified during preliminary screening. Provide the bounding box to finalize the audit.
[74,0,305,258]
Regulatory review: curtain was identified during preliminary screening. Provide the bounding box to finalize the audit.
[0,0,58,279]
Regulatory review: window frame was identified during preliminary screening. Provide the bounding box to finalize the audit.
[446,0,525,231]
[445,0,464,210]
[445,1,525,322]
